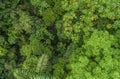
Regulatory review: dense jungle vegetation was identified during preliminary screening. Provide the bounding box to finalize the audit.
[0,0,120,79]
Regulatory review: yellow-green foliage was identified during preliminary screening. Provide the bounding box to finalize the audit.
[0,0,120,79]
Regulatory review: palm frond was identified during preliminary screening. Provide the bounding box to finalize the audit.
[13,69,56,79]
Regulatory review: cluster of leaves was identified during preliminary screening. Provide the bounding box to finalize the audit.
[0,0,120,79]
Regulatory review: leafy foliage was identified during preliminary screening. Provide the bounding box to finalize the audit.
[0,0,120,79]
[13,68,55,79]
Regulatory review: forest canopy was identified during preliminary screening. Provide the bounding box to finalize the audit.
[0,0,120,79]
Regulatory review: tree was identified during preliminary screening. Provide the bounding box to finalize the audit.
[0,0,120,79]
